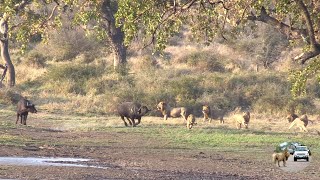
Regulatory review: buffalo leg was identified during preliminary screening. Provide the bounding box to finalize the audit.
[23,115,27,125]
[128,117,135,127]
[131,118,136,127]
[20,115,24,124]
[126,117,133,126]
[121,116,128,126]
[136,117,141,125]
[16,113,20,124]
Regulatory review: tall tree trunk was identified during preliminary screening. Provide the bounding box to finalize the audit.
[0,18,15,87]
[110,27,127,72]
[101,0,127,72]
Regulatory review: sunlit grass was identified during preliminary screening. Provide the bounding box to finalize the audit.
[0,110,319,154]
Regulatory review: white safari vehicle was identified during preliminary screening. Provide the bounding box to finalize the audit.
[293,146,310,162]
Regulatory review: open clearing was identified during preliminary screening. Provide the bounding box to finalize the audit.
[0,109,319,179]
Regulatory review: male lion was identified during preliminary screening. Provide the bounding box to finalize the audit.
[157,101,188,121]
[272,149,290,167]
[202,105,225,124]
[186,114,197,129]
[286,113,298,123]
[234,111,250,129]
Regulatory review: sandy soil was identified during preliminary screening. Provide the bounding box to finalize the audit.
[0,117,319,180]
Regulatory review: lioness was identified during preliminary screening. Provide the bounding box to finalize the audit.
[157,101,188,121]
[202,105,212,122]
[287,114,312,127]
[234,111,250,129]
[288,118,308,132]
[186,114,197,129]
[202,105,225,124]
[272,149,290,167]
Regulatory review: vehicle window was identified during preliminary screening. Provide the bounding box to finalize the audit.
[296,147,307,151]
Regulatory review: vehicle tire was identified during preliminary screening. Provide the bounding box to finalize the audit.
[294,158,297,161]
[306,157,309,162]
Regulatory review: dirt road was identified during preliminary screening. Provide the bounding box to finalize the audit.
[280,156,310,172]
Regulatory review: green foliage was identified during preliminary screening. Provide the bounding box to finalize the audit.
[289,58,320,97]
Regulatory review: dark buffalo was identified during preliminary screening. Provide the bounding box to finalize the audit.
[117,102,150,127]
[16,97,37,125]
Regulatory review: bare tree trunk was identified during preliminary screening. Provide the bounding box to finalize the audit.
[0,17,15,87]
[101,0,127,73]
[110,27,127,72]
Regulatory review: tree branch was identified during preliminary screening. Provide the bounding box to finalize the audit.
[247,5,320,64]
[247,6,308,40]
[293,0,320,64]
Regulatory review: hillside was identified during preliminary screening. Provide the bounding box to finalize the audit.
[0,23,319,118]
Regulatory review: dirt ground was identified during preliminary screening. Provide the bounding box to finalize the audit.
[0,116,319,180]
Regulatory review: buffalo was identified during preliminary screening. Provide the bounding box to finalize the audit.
[117,102,150,127]
[16,97,37,125]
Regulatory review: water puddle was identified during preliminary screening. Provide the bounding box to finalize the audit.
[0,157,108,169]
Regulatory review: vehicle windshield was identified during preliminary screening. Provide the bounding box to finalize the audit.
[296,146,308,151]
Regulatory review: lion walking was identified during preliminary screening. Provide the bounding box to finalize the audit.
[272,149,290,167]
[186,114,197,129]
[233,111,250,129]
[202,105,225,124]
[157,101,188,121]
[288,118,308,132]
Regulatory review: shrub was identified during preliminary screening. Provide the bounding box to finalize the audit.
[175,51,225,72]
[34,27,104,61]
[43,64,104,95]
[0,88,21,105]
[23,51,46,68]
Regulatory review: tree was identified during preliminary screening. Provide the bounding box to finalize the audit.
[0,0,61,87]
[116,0,320,95]
[1,0,129,88]
[70,0,127,72]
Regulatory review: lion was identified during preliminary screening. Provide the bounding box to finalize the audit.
[288,118,308,132]
[186,114,197,129]
[272,149,290,167]
[202,105,212,122]
[286,113,298,123]
[202,105,225,124]
[287,114,312,127]
[157,101,188,121]
[234,111,250,129]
